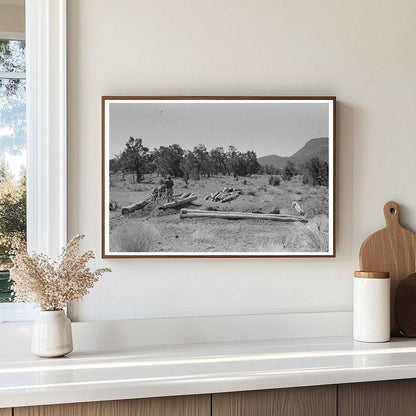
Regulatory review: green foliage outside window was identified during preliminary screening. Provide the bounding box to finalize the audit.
[0,163,26,302]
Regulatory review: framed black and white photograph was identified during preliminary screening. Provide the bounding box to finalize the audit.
[102,96,335,258]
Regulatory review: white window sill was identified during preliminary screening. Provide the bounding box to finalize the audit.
[0,303,35,324]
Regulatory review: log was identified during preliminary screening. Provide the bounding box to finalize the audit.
[159,194,197,209]
[182,209,308,220]
[213,191,224,202]
[180,212,307,222]
[121,200,149,215]
[182,209,303,217]
[212,188,243,202]
[180,209,308,222]
[220,191,240,203]
[212,191,220,199]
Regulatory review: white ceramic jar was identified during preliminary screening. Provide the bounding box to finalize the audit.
[353,271,390,343]
[31,310,73,357]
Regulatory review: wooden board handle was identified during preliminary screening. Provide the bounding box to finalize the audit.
[384,201,400,228]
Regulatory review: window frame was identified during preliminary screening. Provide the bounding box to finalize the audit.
[0,31,24,41]
[0,0,67,323]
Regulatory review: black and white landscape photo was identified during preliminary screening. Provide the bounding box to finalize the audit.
[102,97,335,257]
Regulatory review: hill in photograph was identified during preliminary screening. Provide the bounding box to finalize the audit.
[258,137,329,169]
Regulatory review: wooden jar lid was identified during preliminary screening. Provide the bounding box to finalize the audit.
[354,271,390,279]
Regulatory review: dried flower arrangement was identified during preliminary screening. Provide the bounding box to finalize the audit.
[10,234,111,311]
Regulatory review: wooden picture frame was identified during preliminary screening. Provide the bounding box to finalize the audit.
[102,96,336,258]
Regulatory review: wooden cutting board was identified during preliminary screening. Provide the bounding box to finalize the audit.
[359,201,416,335]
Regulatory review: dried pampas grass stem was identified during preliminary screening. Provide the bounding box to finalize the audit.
[10,234,111,310]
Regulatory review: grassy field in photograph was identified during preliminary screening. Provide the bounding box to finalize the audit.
[108,173,329,254]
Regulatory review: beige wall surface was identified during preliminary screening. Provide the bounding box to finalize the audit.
[67,0,416,321]
[0,4,24,33]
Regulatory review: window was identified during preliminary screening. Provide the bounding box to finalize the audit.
[0,1,67,324]
[0,34,26,306]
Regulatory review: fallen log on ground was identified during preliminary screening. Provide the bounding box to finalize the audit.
[210,191,221,201]
[159,194,197,209]
[182,209,306,217]
[213,191,225,202]
[180,209,308,222]
[121,200,149,215]
[212,188,243,202]
[220,191,240,203]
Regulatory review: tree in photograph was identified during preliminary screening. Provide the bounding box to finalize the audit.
[109,155,126,184]
[282,161,297,181]
[302,157,329,187]
[245,150,260,175]
[226,146,242,177]
[109,155,120,174]
[226,147,260,177]
[209,147,228,176]
[193,144,211,177]
[180,151,200,183]
[319,160,329,186]
[112,137,263,183]
[117,137,150,183]
[259,164,281,175]
[268,175,280,186]
[152,144,184,178]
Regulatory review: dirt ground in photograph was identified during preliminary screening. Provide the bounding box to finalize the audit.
[109,174,329,253]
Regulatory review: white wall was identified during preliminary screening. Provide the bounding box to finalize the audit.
[67,0,416,321]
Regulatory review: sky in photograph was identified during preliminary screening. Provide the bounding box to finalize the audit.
[109,101,329,159]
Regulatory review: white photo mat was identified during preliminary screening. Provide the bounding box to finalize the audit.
[102,97,335,258]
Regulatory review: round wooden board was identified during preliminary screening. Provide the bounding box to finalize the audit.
[395,273,416,337]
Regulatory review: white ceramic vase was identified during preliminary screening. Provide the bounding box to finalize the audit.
[31,310,73,358]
